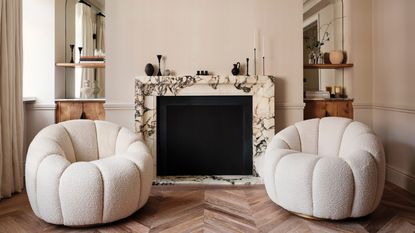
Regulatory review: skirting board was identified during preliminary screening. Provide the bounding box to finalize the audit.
[386,164,415,195]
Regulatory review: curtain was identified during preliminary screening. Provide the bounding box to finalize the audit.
[95,14,105,97]
[75,2,94,98]
[0,0,24,199]
[96,14,104,52]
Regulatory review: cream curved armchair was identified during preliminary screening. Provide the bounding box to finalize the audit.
[25,120,153,226]
[263,117,385,220]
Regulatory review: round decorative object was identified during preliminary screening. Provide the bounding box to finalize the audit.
[232,62,241,75]
[145,63,155,76]
[164,69,171,76]
[329,50,344,64]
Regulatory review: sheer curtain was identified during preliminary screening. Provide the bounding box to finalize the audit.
[95,14,105,97]
[0,0,24,199]
[75,2,94,98]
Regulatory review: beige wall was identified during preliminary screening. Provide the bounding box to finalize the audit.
[22,0,58,154]
[341,0,373,127]
[372,0,415,194]
[105,0,304,131]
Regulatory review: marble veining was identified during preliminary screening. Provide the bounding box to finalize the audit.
[135,75,275,185]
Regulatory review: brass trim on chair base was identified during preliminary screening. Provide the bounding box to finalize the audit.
[289,211,324,221]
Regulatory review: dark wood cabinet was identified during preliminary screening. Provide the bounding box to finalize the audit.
[55,100,105,123]
[304,99,353,120]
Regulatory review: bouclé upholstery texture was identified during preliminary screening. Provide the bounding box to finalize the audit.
[25,120,153,226]
[263,117,385,220]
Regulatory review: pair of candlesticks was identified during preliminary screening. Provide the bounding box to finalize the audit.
[245,48,265,76]
[69,44,83,63]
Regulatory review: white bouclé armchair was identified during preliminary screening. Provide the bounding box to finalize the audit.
[25,120,153,226]
[263,117,385,220]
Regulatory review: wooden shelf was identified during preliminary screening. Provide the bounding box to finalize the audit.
[304,64,353,69]
[56,63,105,68]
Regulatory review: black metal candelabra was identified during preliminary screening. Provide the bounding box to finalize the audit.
[157,55,162,76]
[246,58,250,76]
[254,48,257,76]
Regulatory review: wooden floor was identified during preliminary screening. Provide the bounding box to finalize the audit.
[0,183,414,233]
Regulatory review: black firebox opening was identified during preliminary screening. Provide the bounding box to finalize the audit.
[157,96,253,176]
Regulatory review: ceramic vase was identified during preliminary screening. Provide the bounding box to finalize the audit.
[329,50,344,64]
[145,63,154,76]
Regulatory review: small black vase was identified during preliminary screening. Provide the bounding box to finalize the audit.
[231,62,240,75]
[145,63,154,76]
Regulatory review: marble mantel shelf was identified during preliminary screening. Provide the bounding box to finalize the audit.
[136,75,270,85]
[135,75,275,185]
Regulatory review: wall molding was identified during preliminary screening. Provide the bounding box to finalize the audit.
[353,102,373,110]
[25,103,56,110]
[386,164,415,195]
[373,103,415,115]
[275,102,305,110]
[104,103,135,111]
[353,102,415,115]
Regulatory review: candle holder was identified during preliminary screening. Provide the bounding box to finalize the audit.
[157,55,162,76]
[246,58,250,76]
[254,48,257,75]
[70,44,75,63]
[78,47,83,63]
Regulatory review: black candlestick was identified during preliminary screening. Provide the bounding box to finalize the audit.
[157,55,162,76]
[254,48,257,75]
[262,56,265,75]
[78,47,83,62]
[246,58,250,76]
[70,44,75,63]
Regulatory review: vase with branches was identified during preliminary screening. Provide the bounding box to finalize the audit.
[304,16,343,64]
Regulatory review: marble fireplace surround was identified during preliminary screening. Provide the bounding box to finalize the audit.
[135,75,275,184]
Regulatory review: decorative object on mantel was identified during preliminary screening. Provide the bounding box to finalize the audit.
[164,69,171,76]
[69,44,75,63]
[254,48,257,75]
[253,30,258,75]
[134,75,275,184]
[262,36,266,75]
[231,62,241,75]
[246,58,250,76]
[329,50,345,64]
[197,70,209,76]
[157,55,162,76]
[145,63,154,76]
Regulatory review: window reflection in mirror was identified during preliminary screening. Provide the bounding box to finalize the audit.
[303,0,344,95]
[65,0,105,99]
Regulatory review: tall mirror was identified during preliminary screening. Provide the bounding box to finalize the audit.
[303,0,344,97]
[65,0,105,99]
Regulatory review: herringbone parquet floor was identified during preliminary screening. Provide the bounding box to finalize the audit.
[0,183,414,232]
